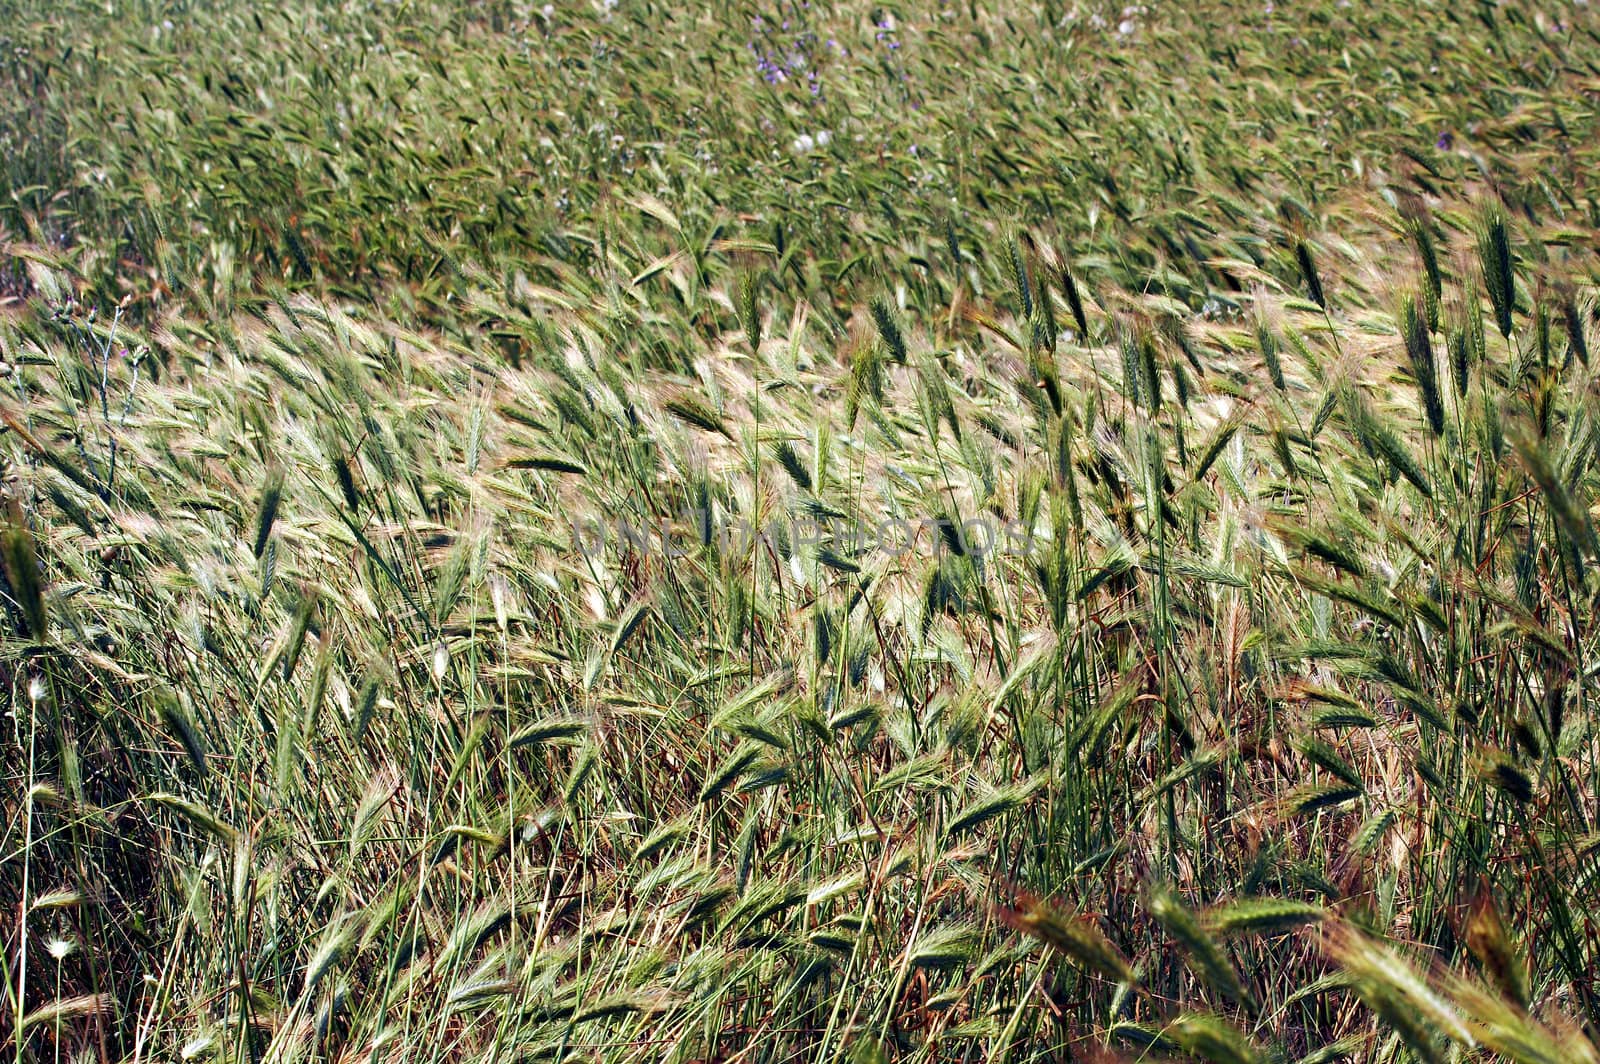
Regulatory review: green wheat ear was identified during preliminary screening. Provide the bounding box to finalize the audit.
[1448,303,1481,399]
[1008,231,1034,321]
[1401,291,1443,436]
[1477,204,1515,339]
[1339,384,1433,498]
[738,272,761,353]
[1,497,47,639]
[1139,328,1162,412]
[995,884,1135,985]
[1257,316,1285,392]
[153,687,208,777]
[1205,897,1326,935]
[869,295,907,364]
[331,452,361,511]
[771,440,811,491]
[1464,886,1530,1008]
[1408,214,1442,330]
[253,466,284,559]
[1148,886,1256,1014]
[664,392,731,437]
[944,215,962,270]
[1295,239,1326,309]
[1562,294,1588,367]
[845,336,885,429]
[1507,416,1600,569]
[1164,1012,1263,1064]
[1325,925,1472,1064]
[1057,259,1090,338]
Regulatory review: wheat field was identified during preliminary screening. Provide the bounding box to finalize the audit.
[4,1,1600,1061]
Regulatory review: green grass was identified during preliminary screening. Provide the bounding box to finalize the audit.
[4,0,1600,1061]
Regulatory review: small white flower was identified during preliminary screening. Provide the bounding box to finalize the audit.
[791,132,816,154]
[1118,17,1136,33]
[47,937,75,961]
[28,676,45,702]
[541,3,554,14]
[816,129,833,147]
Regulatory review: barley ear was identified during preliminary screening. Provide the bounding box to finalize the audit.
[1464,885,1529,1008]
[1295,239,1326,309]
[997,888,1135,986]
[1149,886,1255,1013]
[869,295,907,364]
[1,497,48,639]
[1058,260,1090,338]
[253,466,285,559]
[738,272,762,354]
[1401,292,1443,436]
[1477,205,1515,340]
